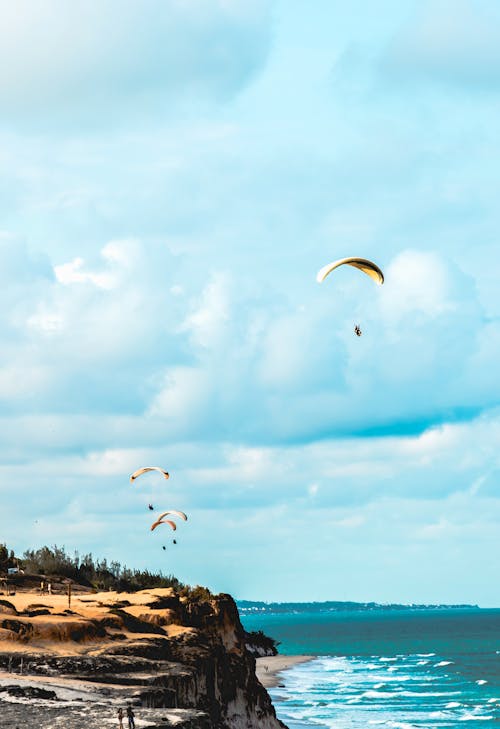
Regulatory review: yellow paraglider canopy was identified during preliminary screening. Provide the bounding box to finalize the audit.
[130,466,170,483]
[156,510,187,522]
[151,519,177,532]
[316,257,384,286]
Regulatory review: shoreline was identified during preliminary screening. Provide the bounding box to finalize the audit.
[256,655,315,688]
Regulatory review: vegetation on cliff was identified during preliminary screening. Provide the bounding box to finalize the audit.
[244,630,280,658]
[1,542,211,597]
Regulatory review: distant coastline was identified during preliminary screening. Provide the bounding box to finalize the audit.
[238,600,480,613]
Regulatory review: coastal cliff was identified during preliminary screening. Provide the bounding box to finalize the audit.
[0,588,286,729]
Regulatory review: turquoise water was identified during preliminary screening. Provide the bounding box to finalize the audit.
[241,607,500,728]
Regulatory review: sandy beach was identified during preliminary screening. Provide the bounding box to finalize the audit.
[256,655,315,688]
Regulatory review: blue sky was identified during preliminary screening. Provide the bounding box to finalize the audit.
[1,0,500,605]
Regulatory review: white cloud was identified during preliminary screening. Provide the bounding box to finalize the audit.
[1,1,500,604]
[380,250,455,323]
[54,239,140,289]
[2,411,499,602]
[0,0,272,125]
[0,229,493,447]
[55,257,116,289]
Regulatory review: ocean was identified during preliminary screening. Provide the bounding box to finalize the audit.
[240,605,500,728]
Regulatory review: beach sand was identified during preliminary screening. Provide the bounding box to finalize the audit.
[0,587,193,658]
[256,654,315,688]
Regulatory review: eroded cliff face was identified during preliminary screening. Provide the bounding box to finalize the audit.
[0,589,286,729]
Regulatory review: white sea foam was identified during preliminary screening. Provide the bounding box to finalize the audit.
[476,679,488,685]
[398,690,461,698]
[269,639,499,729]
[368,720,417,728]
[360,690,395,699]
[459,715,494,721]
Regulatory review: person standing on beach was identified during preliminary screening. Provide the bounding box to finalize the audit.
[117,707,124,728]
[126,705,135,729]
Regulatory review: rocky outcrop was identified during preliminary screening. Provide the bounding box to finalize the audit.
[0,589,286,729]
[244,629,279,658]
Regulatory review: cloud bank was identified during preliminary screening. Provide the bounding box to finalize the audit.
[0,0,499,605]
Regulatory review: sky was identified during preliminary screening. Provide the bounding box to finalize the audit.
[1,0,500,606]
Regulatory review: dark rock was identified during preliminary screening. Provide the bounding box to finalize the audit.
[0,685,58,700]
[109,608,167,635]
[24,609,51,617]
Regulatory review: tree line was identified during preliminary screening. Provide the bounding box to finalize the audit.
[0,542,203,594]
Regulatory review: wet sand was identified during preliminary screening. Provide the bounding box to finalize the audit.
[256,655,315,688]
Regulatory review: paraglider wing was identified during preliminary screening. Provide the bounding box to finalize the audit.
[150,519,177,532]
[316,257,384,286]
[156,510,188,522]
[130,466,170,483]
